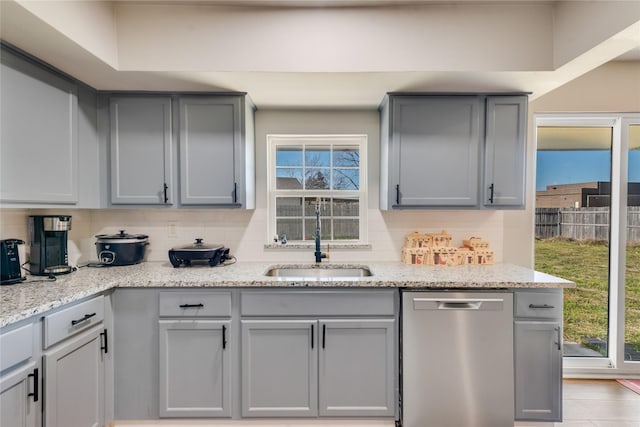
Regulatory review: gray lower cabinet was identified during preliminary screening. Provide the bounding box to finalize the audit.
[318,319,395,417]
[514,290,563,422]
[240,289,397,419]
[110,96,174,205]
[158,320,231,417]
[0,360,39,427]
[43,324,106,427]
[241,320,318,417]
[0,46,78,204]
[241,318,396,418]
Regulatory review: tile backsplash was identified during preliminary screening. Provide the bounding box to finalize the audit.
[0,208,504,265]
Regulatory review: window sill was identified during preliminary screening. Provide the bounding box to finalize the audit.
[264,243,372,250]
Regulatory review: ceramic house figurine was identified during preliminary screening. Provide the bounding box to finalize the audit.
[405,231,433,248]
[457,247,476,265]
[463,237,490,250]
[432,247,458,266]
[402,247,431,265]
[432,230,453,247]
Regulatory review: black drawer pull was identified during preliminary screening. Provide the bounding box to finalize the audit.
[27,368,39,402]
[71,312,96,326]
[179,303,204,309]
[529,304,555,309]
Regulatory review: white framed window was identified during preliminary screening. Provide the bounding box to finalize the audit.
[267,134,367,244]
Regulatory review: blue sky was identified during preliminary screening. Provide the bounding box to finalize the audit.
[536,150,640,191]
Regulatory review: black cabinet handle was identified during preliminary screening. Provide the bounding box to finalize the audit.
[233,182,238,204]
[489,183,495,204]
[322,324,326,349]
[100,328,108,354]
[179,303,204,309]
[222,325,227,350]
[395,184,400,205]
[27,368,39,402]
[529,304,555,309]
[311,324,314,349]
[555,326,562,351]
[163,183,169,204]
[71,312,96,326]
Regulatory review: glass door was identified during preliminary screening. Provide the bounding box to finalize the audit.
[535,123,613,361]
[624,122,640,364]
[536,114,640,375]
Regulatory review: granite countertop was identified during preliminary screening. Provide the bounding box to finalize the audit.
[0,261,574,328]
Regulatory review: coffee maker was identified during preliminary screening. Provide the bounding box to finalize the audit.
[29,215,73,275]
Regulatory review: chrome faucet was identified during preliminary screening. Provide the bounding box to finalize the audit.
[314,197,327,263]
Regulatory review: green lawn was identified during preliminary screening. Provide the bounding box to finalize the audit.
[534,239,640,353]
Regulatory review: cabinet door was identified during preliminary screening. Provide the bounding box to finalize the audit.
[44,325,105,427]
[484,96,527,208]
[514,321,562,421]
[241,320,318,417]
[318,319,395,417]
[0,48,78,204]
[391,96,482,207]
[158,320,231,417]
[0,361,39,427]
[110,96,173,205]
[179,97,241,206]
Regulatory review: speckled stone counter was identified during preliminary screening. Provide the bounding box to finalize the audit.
[0,261,574,328]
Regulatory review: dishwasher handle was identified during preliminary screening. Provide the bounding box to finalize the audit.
[413,297,505,311]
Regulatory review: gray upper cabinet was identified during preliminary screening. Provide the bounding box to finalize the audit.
[380,93,527,210]
[0,48,78,204]
[108,94,255,208]
[179,97,242,206]
[484,96,527,208]
[110,96,174,205]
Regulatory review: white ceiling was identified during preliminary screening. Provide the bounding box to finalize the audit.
[1,0,639,108]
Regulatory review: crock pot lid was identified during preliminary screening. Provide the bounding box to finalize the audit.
[95,230,149,240]
[172,238,224,251]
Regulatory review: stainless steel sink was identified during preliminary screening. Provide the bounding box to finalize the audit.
[264,265,372,278]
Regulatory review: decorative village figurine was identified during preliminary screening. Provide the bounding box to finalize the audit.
[401,231,494,266]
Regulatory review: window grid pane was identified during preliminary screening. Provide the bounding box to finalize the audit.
[272,139,364,243]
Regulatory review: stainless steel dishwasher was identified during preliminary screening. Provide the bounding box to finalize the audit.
[402,291,514,427]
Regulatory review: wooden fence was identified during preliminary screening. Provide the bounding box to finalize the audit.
[535,207,640,242]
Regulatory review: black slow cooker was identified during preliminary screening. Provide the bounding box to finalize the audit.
[95,230,149,266]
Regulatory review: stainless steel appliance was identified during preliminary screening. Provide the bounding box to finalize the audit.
[402,291,514,427]
[1,239,26,285]
[28,215,73,275]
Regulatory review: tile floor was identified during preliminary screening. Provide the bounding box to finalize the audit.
[111,380,640,427]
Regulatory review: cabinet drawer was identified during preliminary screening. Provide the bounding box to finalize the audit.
[159,291,231,317]
[0,323,33,371]
[241,290,396,316]
[44,296,104,348]
[515,291,562,319]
